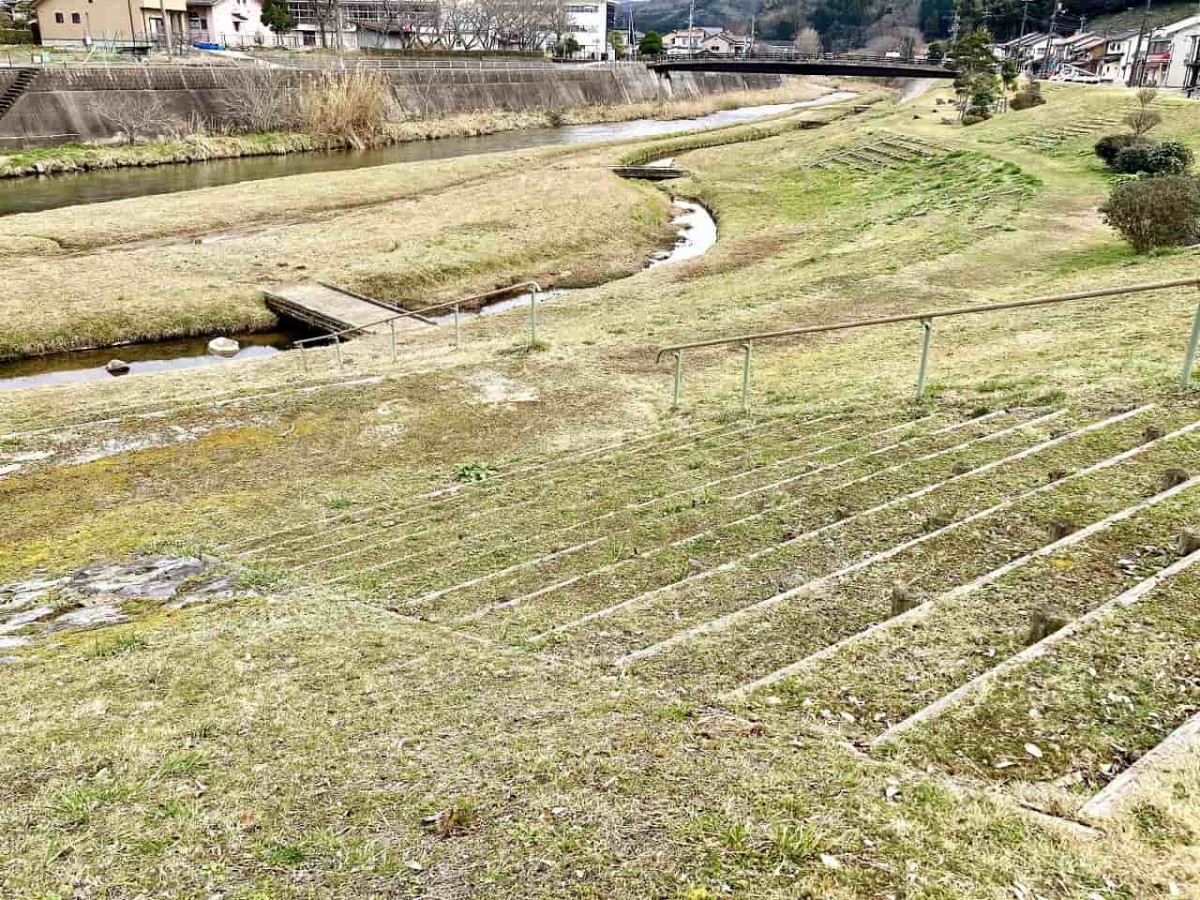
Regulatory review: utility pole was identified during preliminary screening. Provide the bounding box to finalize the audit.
[1017,0,1031,72]
[949,9,960,48]
[1128,0,1153,86]
[688,0,696,56]
[1041,2,1060,77]
[158,0,172,56]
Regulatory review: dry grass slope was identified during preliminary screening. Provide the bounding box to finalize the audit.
[2,83,1200,898]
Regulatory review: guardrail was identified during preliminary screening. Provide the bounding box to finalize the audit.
[287,281,542,374]
[646,50,951,68]
[656,277,1200,410]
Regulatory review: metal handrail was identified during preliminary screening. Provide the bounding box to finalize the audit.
[648,50,952,68]
[281,281,542,372]
[656,277,1200,409]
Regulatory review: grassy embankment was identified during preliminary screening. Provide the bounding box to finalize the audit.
[2,83,1200,897]
[0,78,834,178]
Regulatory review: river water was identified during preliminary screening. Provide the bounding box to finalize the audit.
[0,91,855,217]
[0,90,852,389]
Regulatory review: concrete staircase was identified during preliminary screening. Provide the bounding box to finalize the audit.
[221,396,1200,816]
[0,68,37,123]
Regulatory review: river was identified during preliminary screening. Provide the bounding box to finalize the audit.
[0,91,855,217]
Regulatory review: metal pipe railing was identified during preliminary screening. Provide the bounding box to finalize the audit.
[283,281,541,372]
[656,277,1200,409]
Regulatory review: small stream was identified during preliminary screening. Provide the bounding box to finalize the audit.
[0,92,856,218]
[0,199,716,391]
[0,327,318,392]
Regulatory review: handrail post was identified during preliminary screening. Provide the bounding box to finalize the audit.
[1182,296,1200,390]
[389,320,397,363]
[529,288,538,346]
[741,342,752,413]
[915,317,934,401]
[454,305,462,350]
[335,334,343,368]
[672,351,683,408]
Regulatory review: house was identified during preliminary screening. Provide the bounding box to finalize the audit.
[1097,30,1140,83]
[662,26,718,56]
[34,0,185,47]
[1062,33,1108,76]
[187,0,265,46]
[699,30,750,56]
[1139,14,1200,88]
[998,31,1047,63]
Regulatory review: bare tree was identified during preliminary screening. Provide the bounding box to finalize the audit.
[1125,87,1161,137]
[94,95,174,145]
[219,70,296,133]
[794,26,821,55]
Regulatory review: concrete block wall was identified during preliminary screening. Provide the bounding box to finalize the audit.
[0,65,787,149]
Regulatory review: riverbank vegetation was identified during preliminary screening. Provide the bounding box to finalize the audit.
[0,77,834,179]
[3,82,1200,898]
[0,151,674,359]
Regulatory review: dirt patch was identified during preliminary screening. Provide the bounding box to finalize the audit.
[464,371,540,405]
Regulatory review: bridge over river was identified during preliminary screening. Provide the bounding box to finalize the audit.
[649,53,956,80]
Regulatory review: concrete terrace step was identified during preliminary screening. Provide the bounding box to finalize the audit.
[236,410,851,562]
[225,409,804,555]
[268,412,857,568]
[545,405,1167,667]
[374,411,1027,615]
[880,545,1200,791]
[289,411,908,593]
[629,414,1199,696]
[435,405,1089,642]
[725,436,1199,746]
[419,409,1061,627]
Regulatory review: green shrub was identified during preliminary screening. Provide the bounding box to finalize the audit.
[1100,174,1200,254]
[1113,140,1193,176]
[0,28,34,44]
[1095,133,1145,166]
[453,461,498,483]
[961,113,986,126]
[1009,81,1045,111]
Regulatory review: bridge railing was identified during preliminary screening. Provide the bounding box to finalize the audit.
[655,278,1200,410]
[648,50,951,68]
[279,281,542,374]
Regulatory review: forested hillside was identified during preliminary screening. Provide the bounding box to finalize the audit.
[619,0,1185,50]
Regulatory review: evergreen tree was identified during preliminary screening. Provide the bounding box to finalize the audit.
[639,30,664,55]
[261,0,297,37]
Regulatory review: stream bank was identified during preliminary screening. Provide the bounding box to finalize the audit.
[0,92,854,217]
[0,199,717,392]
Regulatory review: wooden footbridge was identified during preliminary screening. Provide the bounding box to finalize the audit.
[263,282,436,336]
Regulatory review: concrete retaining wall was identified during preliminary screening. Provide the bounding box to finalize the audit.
[0,65,786,149]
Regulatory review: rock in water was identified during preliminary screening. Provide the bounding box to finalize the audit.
[105,359,131,376]
[208,337,240,358]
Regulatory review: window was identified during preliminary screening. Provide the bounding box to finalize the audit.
[71,12,81,23]
[54,11,64,22]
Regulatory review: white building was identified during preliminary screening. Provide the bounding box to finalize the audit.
[564,1,618,60]
[1141,14,1200,88]
[187,0,267,46]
